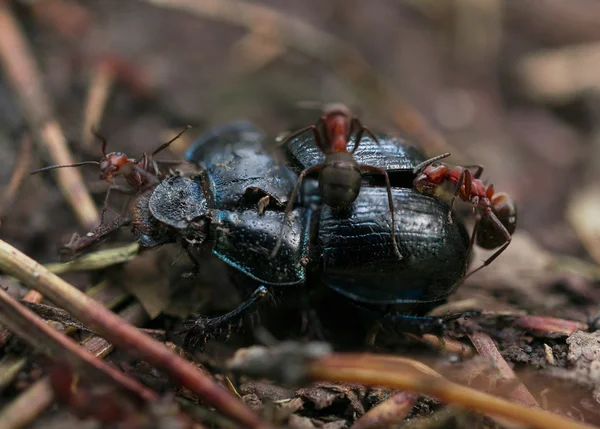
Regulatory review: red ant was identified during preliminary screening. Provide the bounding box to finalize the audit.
[31,126,190,222]
[272,103,403,260]
[412,152,517,279]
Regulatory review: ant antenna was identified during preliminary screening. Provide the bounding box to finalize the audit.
[30,160,101,175]
[90,126,109,157]
[152,125,192,156]
[412,152,451,174]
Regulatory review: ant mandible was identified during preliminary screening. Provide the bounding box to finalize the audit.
[272,103,403,260]
[412,153,517,279]
[31,126,191,221]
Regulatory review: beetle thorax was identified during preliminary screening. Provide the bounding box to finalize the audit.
[318,152,361,208]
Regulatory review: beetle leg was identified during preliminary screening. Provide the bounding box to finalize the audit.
[359,165,403,260]
[181,240,201,278]
[182,286,269,350]
[448,169,472,225]
[380,313,447,337]
[271,164,323,259]
[463,209,512,280]
[59,216,131,258]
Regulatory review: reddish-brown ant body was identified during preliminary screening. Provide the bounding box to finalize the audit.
[31,126,190,222]
[273,103,402,260]
[412,152,517,278]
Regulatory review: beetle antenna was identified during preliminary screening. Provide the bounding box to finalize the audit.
[152,125,192,157]
[412,153,451,174]
[30,160,100,175]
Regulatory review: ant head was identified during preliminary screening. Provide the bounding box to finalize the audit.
[99,152,129,182]
[422,161,449,178]
[413,161,449,194]
[296,101,353,118]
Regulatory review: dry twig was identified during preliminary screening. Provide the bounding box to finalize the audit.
[0,239,265,428]
[467,330,538,407]
[0,286,157,403]
[0,302,150,429]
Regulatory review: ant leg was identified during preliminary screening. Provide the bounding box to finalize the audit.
[131,164,161,186]
[279,120,326,153]
[183,285,269,350]
[462,214,481,275]
[271,164,322,259]
[448,169,472,225]
[152,125,191,156]
[99,184,134,223]
[360,165,403,260]
[463,210,512,280]
[350,118,379,154]
[463,164,484,179]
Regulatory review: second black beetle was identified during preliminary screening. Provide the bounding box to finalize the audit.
[135,119,470,345]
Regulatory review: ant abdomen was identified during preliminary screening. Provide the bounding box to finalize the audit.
[476,192,517,249]
[319,152,362,208]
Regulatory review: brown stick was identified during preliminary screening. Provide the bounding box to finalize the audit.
[81,60,116,148]
[0,3,99,229]
[0,239,265,428]
[467,330,538,407]
[0,303,165,429]
[0,286,157,403]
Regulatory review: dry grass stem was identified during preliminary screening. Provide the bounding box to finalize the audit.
[0,286,158,402]
[0,302,149,429]
[0,239,265,428]
[82,61,116,148]
[311,354,595,429]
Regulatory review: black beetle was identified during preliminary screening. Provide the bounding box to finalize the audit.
[132,120,470,346]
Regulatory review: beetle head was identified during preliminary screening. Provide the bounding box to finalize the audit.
[148,175,210,244]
